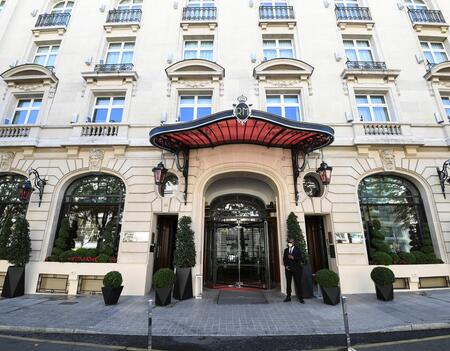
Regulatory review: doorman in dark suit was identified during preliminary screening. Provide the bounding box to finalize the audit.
[283,238,305,303]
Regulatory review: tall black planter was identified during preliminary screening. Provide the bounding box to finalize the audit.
[320,286,341,305]
[155,287,172,306]
[301,264,314,298]
[1,266,25,298]
[173,267,193,300]
[375,284,394,301]
[101,286,123,305]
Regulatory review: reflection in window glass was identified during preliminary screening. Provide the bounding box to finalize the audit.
[162,174,179,197]
[0,174,29,232]
[303,175,322,197]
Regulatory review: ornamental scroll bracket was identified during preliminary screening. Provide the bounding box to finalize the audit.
[291,147,309,206]
[175,148,190,205]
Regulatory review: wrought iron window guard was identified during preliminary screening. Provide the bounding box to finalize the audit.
[335,6,372,21]
[346,60,387,70]
[35,13,71,27]
[259,5,295,20]
[408,9,445,24]
[106,8,142,23]
[94,63,134,73]
[182,7,217,21]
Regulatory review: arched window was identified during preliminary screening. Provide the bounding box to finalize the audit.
[54,174,125,256]
[358,174,432,256]
[51,1,74,14]
[118,0,143,10]
[0,174,29,229]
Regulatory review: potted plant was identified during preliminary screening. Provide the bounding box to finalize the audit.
[370,266,395,301]
[173,216,196,300]
[287,212,313,298]
[153,268,175,306]
[102,271,123,305]
[316,269,340,305]
[1,216,31,298]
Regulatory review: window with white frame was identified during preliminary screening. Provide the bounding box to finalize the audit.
[178,95,212,122]
[356,94,391,122]
[92,97,125,123]
[404,0,428,10]
[51,1,74,14]
[441,96,450,118]
[0,1,6,14]
[12,98,42,125]
[266,94,302,121]
[33,45,59,68]
[184,40,213,60]
[335,0,359,7]
[343,39,374,62]
[263,39,294,60]
[118,0,143,10]
[420,41,448,65]
[187,0,215,7]
[261,1,288,6]
[105,42,135,64]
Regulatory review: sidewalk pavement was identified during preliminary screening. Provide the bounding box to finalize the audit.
[0,289,449,337]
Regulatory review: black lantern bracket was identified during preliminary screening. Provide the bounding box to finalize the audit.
[28,168,47,207]
[291,147,309,206]
[175,148,190,205]
[437,159,450,198]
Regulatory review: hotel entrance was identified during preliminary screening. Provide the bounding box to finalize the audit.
[205,194,275,289]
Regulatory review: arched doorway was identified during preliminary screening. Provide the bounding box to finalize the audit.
[205,193,277,289]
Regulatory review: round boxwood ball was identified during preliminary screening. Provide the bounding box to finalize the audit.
[103,271,123,288]
[153,268,176,289]
[315,269,339,288]
[371,267,395,286]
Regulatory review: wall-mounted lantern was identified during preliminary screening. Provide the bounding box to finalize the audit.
[317,161,333,186]
[437,159,450,198]
[19,168,47,207]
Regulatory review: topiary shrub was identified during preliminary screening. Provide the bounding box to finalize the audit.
[6,217,31,267]
[390,253,400,265]
[398,252,416,265]
[99,221,116,257]
[59,250,75,262]
[287,212,309,265]
[371,267,395,286]
[372,252,392,266]
[52,217,71,256]
[370,220,391,254]
[103,271,123,288]
[411,251,427,264]
[315,269,339,288]
[153,268,176,289]
[0,216,13,260]
[173,216,196,268]
[97,254,110,263]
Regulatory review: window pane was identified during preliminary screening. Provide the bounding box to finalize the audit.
[180,96,195,105]
[284,95,299,104]
[184,41,198,49]
[184,51,197,59]
[424,52,435,63]
[197,107,212,118]
[47,55,57,66]
[121,52,134,63]
[373,107,389,122]
[200,41,213,49]
[110,108,123,123]
[27,110,39,124]
[108,43,122,50]
[34,56,46,65]
[200,50,213,60]
[345,49,358,61]
[431,42,444,50]
[123,42,135,50]
[358,107,372,121]
[370,96,385,104]
[93,109,108,123]
[355,95,368,104]
[18,100,31,108]
[359,50,373,61]
[267,106,282,116]
[263,50,277,60]
[106,52,120,64]
[112,97,125,105]
[96,98,110,106]
[280,49,294,58]
[279,40,292,48]
[32,99,42,107]
[13,111,27,124]
[179,107,194,122]
[267,95,281,104]
[263,40,276,48]
[356,40,370,48]
[435,52,448,63]
[285,107,301,121]
[198,96,212,105]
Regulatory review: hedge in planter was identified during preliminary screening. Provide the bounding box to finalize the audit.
[370,266,395,301]
[173,216,196,300]
[153,268,175,306]
[287,212,313,298]
[1,217,31,298]
[102,271,123,305]
[316,269,340,305]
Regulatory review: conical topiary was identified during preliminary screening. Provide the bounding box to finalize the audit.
[6,217,31,267]
[173,216,196,268]
[52,217,71,257]
[287,212,309,265]
[0,216,13,260]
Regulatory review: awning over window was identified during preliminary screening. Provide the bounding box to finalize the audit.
[149,109,334,153]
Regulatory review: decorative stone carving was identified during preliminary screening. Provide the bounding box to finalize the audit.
[266,79,301,87]
[89,149,105,170]
[0,152,15,171]
[380,149,395,171]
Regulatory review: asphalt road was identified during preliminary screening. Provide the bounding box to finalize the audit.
[1,334,450,351]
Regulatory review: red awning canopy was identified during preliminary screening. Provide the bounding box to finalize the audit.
[150,110,334,153]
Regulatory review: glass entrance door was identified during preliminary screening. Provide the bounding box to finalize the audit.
[214,221,267,288]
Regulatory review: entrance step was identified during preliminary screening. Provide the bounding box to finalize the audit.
[217,289,267,305]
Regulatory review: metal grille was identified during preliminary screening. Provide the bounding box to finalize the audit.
[408,9,445,23]
[106,9,142,23]
[259,6,294,20]
[35,13,71,27]
[94,63,134,73]
[36,274,69,294]
[346,61,387,70]
[335,6,372,21]
[182,7,217,21]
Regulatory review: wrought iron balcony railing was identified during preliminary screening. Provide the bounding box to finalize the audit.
[335,6,372,21]
[106,8,142,23]
[408,9,445,24]
[259,6,295,20]
[35,13,71,27]
[94,63,134,73]
[182,7,217,21]
[346,61,387,70]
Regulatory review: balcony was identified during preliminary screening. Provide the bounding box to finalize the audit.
[81,124,119,137]
[67,123,129,146]
[33,13,71,37]
[363,122,402,136]
[259,6,296,29]
[341,61,399,81]
[0,125,42,146]
[82,63,138,83]
[352,122,421,145]
[408,9,448,33]
[104,9,142,33]
[181,7,217,30]
[335,6,374,30]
